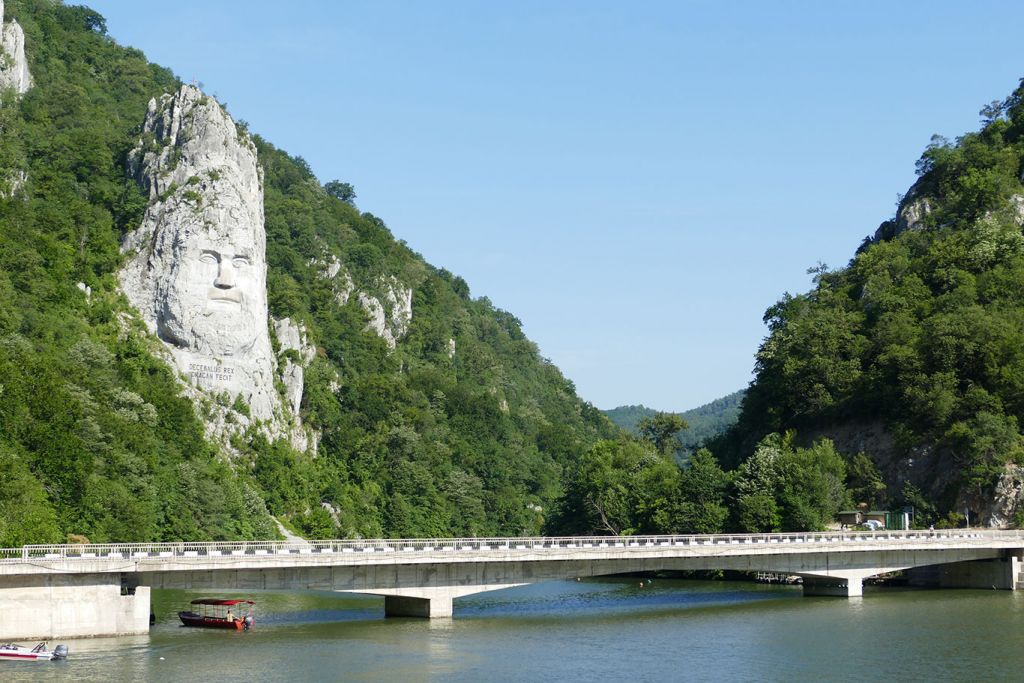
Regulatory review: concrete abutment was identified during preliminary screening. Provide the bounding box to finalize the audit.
[0,573,150,640]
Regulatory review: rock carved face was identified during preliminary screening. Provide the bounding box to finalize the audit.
[155,207,266,357]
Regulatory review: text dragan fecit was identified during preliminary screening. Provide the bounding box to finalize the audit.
[189,362,235,382]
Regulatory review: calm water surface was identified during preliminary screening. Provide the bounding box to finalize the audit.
[5,579,1024,682]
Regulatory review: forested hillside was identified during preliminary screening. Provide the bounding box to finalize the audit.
[604,390,744,454]
[0,0,615,546]
[715,80,1024,526]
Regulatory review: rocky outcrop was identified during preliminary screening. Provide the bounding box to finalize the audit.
[311,255,354,305]
[273,317,314,416]
[895,195,932,234]
[957,465,1024,528]
[871,181,934,243]
[0,168,24,198]
[358,277,412,349]
[893,180,934,234]
[1010,194,1024,224]
[382,278,413,339]
[119,85,299,446]
[0,1,32,96]
[0,1,31,197]
[799,418,1024,527]
[870,179,1024,249]
[311,252,412,350]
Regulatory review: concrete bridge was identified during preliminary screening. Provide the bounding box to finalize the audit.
[2,529,1022,640]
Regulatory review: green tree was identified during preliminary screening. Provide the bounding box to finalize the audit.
[0,444,62,546]
[776,438,849,531]
[677,448,729,533]
[637,412,688,456]
[324,180,356,204]
[730,433,849,532]
[559,439,681,535]
[737,493,781,533]
[846,452,886,508]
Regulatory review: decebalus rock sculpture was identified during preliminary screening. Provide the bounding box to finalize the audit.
[120,85,308,447]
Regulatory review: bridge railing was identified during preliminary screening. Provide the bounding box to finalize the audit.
[2,529,1022,563]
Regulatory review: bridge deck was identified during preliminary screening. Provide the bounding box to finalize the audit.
[2,529,1021,576]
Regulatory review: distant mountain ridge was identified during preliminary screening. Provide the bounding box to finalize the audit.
[604,390,745,453]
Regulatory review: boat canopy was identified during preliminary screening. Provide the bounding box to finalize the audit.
[189,599,256,606]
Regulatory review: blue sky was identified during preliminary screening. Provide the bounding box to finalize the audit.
[87,0,1024,411]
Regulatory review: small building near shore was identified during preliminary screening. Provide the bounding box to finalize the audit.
[837,510,863,527]
[864,511,888,525]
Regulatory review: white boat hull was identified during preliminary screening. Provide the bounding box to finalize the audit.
[0,642,67,661]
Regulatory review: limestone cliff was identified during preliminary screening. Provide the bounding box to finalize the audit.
[0,0,31,198]
[872,178,1024,245]
[119,85,310,451]
[0,1,32,96]
[273,317,314,422]
[358,276,413,349]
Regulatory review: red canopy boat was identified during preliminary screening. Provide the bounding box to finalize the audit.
[178,598,255,630]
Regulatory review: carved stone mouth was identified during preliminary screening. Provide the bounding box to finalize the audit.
[208,287,242,304]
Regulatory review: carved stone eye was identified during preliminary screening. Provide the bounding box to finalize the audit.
[199,252,218,264]
[232,256,250,268]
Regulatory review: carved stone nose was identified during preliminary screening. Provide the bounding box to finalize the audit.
[214,259,235,288]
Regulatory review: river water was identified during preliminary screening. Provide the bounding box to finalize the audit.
[6,578,1024,682]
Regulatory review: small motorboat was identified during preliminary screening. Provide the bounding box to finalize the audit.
[178,598,255,630]
[0,642,68,661]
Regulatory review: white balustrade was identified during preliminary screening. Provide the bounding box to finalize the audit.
[4,530,1022,571]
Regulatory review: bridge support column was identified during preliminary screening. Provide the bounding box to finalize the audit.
[802,575,863,598]
[0,573,150,640]
[384,594,453,618]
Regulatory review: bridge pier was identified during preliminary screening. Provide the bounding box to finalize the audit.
[904,553,1022,590]
[801,575,863,598]
[384,595,453,618]
[369,584,525,619]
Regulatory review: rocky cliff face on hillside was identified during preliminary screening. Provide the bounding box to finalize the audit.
[0,1,31,96]
[358,278,413,349]
[871,172,1024,245]
[119,85,312,451]
[0,0,31,197]
[311,254,413,349]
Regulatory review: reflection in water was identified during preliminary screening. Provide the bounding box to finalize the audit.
[4,581,1024,682]
[425,618,456,680]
